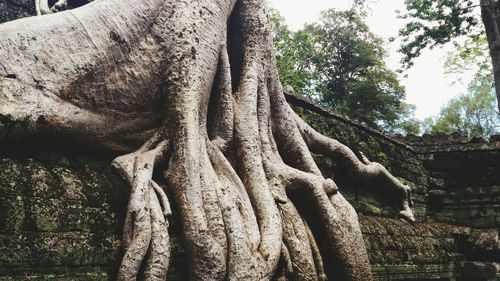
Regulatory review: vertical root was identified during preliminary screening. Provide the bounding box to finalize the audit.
[151,181,172,217]
[267,163,372,281]
[165,141,227,280]
[233,61,282,277]
[209,44,235,153]
[279,201,320,281]
[143,188,170,281]
[118,181,152,281]
[112,137,172,280]
[304,217,328,281]
[207,143,259,280]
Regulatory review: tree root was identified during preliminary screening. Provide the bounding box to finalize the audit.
[112,134,171,281]
[35,0,52,15]
[98,0,415,279]
[292,108,415,222]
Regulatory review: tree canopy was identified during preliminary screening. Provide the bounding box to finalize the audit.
[398,0,500,111]
[270,10,318,96]
[423,82,500,137]
[398,0,481,68]
[424,36,500,137]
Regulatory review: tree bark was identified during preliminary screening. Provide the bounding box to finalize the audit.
[480,0,500,111]
[0,0,415,280]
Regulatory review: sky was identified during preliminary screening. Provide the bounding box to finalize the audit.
[268,0,470,120]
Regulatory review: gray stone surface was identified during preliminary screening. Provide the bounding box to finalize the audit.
[0,0,34,24]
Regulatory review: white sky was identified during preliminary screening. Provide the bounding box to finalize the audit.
[268,0,469,120]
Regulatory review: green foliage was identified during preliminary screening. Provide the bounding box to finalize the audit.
[270,9,318,96]
[311,10,404,125]
[423,36,500,137]
[444,36,492,83]
[271,8,412,131]
[385,103,422,136]
[398,0,482,69]
[424,76,500,137]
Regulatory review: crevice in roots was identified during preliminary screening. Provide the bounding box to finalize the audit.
[207,44,234,154]
[226,1,245,94]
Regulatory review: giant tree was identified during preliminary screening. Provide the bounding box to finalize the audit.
[0,0,415,280]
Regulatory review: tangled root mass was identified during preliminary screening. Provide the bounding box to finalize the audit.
[1,0,415,280]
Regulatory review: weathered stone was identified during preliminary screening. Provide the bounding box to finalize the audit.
[0,154,127,277]
[459,261,499,279]
[0,0,34,24]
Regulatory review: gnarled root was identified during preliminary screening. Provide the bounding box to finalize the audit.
[50,0,68,13]
[112,132,171,281]
[35,0,52,15]
[293,110,415,222]
[35,0,88,15]
[109,0,414,279]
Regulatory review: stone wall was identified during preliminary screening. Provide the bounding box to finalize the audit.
[285,93,500,281]
[0,0,34,24]
[0,154,125,280]
[420,142,500,229]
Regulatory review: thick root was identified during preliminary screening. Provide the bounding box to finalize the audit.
[293,109,416,222]
[304,218,328,281]
[112,137,171,281]
[279,201,320,281]
[143,188,170,281]
[35,0,52,15]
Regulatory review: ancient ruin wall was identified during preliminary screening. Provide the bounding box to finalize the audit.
[286,93,500,281]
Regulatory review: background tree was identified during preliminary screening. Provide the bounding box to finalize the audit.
[272,8,415,133]
[311,10,406,130]
[270,9,318,96]
[423,85,500,136]
[423,36,500,137]
[398,0,500,111]
[384,103,422,136]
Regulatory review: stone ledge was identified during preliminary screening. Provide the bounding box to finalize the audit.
[284,92,415,151]
[0,273,109,281]
[459,261,500,280]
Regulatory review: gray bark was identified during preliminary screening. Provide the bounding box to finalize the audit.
[0,0,415,280]
[481,0,500,111]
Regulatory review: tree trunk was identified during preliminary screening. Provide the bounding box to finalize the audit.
[480,0,500,112]
[0,0,415,280]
